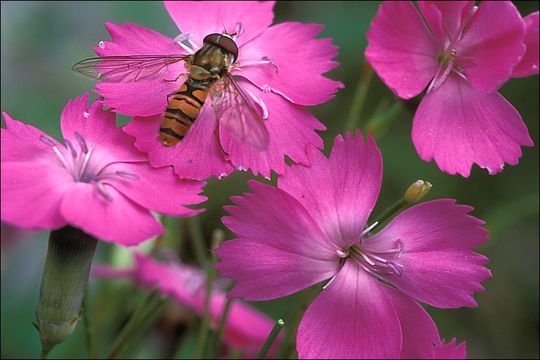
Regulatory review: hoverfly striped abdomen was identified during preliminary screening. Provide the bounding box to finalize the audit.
[159,80,211,146]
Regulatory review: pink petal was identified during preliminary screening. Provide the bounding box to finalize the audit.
[60,94,145,162]
[215,180,339,301]
[433,338,467,359]
[381,287,440,359]
[135,254,276,355]
[96,80,178,117]
[105,162,206,216]
[59,182,163,246]
[93,22,186,117]
[1,162,70,230]
[418,1,475,45]
[457,1,526,92]
[123,108,234,180]
[278,131,382,249]
[1,113,58,163]
[135,253,204,309]
[237,22,343,106]
[512,12,539,77]
[95,22,185,57]
[296,261,402,359]
[219,80,326,178]
[366,200,492,308]
[365,1,439,99]
[412,74,534,177]
[212,292,277,356]
[163,1,275,47]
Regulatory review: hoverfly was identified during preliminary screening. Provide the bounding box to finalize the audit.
[72,32,269,150]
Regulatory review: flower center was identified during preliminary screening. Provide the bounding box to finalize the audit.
[427,5,479,93]
[39,133,140,201]
[339,222,404,281]
[348,240,404,279]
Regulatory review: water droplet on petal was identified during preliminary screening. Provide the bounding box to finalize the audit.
[262,84,272,93]
[98,41,105,49]
[83,111,90,118]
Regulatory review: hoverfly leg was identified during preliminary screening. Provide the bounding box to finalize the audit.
[162,72,187,83]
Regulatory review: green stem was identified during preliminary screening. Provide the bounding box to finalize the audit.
[108,289,159,359]
[82,286,98,359]
[345,63,373,132]
[188,217,208,267]
[214,296,234,353]
[277,286,320,358]
[257,319,285,359]
[373,198,408,227]
[197,269,213,359]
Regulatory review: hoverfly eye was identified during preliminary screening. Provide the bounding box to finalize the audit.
[203,33,239,62]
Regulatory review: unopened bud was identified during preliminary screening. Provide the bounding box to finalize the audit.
[404,180,432,203]
[35,226,98,356]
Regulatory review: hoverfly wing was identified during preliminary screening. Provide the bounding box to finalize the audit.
[71,55,190,83]
[212,74,269,151]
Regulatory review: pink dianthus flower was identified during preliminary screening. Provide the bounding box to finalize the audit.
[215,131,490,358]
[90,1,343,180]
[365,1,538,177]
[93,252,279,357]
[1,93,206,246]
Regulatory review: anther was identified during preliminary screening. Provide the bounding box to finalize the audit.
[39,135,57,147]
[114,171,139,180]
[74,132,88,154]
[64,139,78,158]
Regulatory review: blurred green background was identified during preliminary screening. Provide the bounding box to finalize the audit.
[1,1,538,358]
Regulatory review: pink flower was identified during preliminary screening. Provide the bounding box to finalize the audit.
[215,131,490,358]
[1,93,206,246]
[93,252,279,357]
[365,1,537,177]
[90,1,343,180]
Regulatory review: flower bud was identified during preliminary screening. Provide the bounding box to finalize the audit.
[35,226,98,356]
[404,180,432,203]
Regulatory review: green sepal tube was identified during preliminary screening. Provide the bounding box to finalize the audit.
[35,226,98,357]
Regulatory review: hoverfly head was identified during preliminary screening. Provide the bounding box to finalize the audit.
[203,33,238,62]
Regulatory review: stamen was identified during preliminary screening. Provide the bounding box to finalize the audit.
[361,221,379,237]
[360,252,376,266]
[40,135,70,168]
[176,39,195,55]
[174,32,193,43]
[78,148,93,181]
[322,274,338,290]
[64,139,77,159]
[427,60,454,93]
[39,135,56,147]
[75,132,88,154]
[236,57,279,73]
[114,171,139,180]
